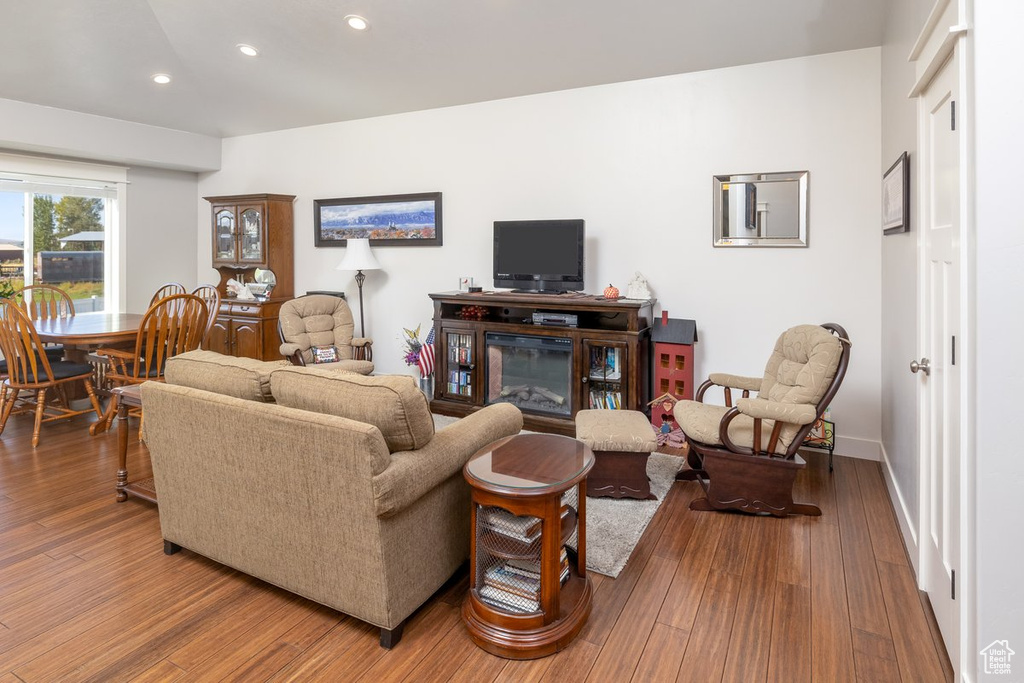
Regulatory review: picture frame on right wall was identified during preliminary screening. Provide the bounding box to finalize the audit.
[882,151,910,235]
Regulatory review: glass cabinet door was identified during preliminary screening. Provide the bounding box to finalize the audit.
[582,340,627,410]
[443,328,475,402]
[213,208,237,263]
[238,205,265,263]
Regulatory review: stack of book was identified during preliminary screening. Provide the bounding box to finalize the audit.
[505,550,571,586]
[476,506,575,614]
[479,549,571,614]
[447,369,472,396]
[479,506,571,544]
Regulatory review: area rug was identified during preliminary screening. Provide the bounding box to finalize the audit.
[433,414,682,579]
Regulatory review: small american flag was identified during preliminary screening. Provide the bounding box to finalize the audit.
[418,326,435,378]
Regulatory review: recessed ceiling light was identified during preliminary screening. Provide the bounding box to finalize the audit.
[237,44,259,57]
[344,14,369,30]
[152,73,171,85]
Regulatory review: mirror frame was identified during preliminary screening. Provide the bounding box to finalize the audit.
[713,170,809,247]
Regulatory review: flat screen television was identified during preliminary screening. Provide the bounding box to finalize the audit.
[493,219,585,293]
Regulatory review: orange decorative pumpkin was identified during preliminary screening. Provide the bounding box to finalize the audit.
[603,284,620,299]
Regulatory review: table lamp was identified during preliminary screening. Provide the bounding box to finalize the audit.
[336,238,382,338]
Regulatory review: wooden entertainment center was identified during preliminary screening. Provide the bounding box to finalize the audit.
[429,291,654,435]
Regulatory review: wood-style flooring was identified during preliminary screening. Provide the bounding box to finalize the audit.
[0,413,952,682]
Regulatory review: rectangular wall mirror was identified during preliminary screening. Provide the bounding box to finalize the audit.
[713,170,809,247]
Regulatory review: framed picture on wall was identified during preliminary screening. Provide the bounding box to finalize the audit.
[882,152,909,235]
[313,192,442,247]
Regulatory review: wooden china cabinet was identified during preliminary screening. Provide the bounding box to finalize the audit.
[203,193,295,361]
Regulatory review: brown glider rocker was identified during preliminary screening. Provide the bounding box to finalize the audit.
[674,323,851,517]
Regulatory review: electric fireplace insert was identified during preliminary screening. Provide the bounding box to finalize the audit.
[485,333,572,417]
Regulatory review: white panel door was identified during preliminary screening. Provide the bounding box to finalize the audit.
[917,51,960,671]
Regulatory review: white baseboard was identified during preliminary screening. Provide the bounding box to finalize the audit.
[799,436,882,462]
[879,442,920,574]
[834,435,882,461]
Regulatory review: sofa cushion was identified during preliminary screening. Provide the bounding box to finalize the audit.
[165,350,288,403]
[271,367,435,452]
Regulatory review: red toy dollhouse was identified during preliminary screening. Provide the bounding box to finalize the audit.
[649,312,697,431]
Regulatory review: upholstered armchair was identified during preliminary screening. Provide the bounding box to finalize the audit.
[277,294,374,373]
[674,323,851,517]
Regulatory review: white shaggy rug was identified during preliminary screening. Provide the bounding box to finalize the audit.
[433,414,682,578]
[583,452,681,577]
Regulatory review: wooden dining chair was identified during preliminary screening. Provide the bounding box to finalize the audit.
[149,282,186,307]
[190,284,221,345]
[14,284,75,363]
[0,301,103,447]
[16,284,75,320]
[90,293,209,435]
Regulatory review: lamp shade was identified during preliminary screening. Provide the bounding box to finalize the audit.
[336,238,382,272]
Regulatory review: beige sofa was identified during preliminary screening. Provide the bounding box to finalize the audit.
[143,351,522,647]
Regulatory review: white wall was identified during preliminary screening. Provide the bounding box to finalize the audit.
[124,166,201,313]
[974,1,1024,677]
[0,149,200,314]
[200,48,883,450]
[0,98,220,172]
[879,0,935,553]
[0,97,211,314]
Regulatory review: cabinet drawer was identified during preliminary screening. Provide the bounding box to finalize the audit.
[221,301,263,317]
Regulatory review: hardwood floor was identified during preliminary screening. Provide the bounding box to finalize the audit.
[0,413,952,682]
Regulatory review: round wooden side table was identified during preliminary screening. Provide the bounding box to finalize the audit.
[462,432,595,659]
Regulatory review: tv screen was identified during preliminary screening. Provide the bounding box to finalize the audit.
[493,220,585,292]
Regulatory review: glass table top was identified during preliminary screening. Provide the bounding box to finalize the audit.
[465,433,595,490]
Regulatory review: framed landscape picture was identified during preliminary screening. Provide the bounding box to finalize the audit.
[882,152,909,235]
[314,192,442,247]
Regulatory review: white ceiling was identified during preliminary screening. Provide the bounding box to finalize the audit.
[0,0,889,138]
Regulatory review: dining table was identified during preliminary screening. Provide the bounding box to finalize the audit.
[32,311,145,409]
[33,312,145,349]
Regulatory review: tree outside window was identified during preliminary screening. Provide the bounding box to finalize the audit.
[34,195,103,252]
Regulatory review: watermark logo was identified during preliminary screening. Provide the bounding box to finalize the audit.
[980,640,1015,676]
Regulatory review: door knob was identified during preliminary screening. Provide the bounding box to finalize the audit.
[910,358,931,375]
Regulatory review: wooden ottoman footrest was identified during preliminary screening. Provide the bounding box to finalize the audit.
[575,409,658,500]
[587,449,656,500]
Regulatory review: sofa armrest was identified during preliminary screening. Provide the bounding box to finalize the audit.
[708,373,763,392]
[736,397,817,425]
[372,403,523,518]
